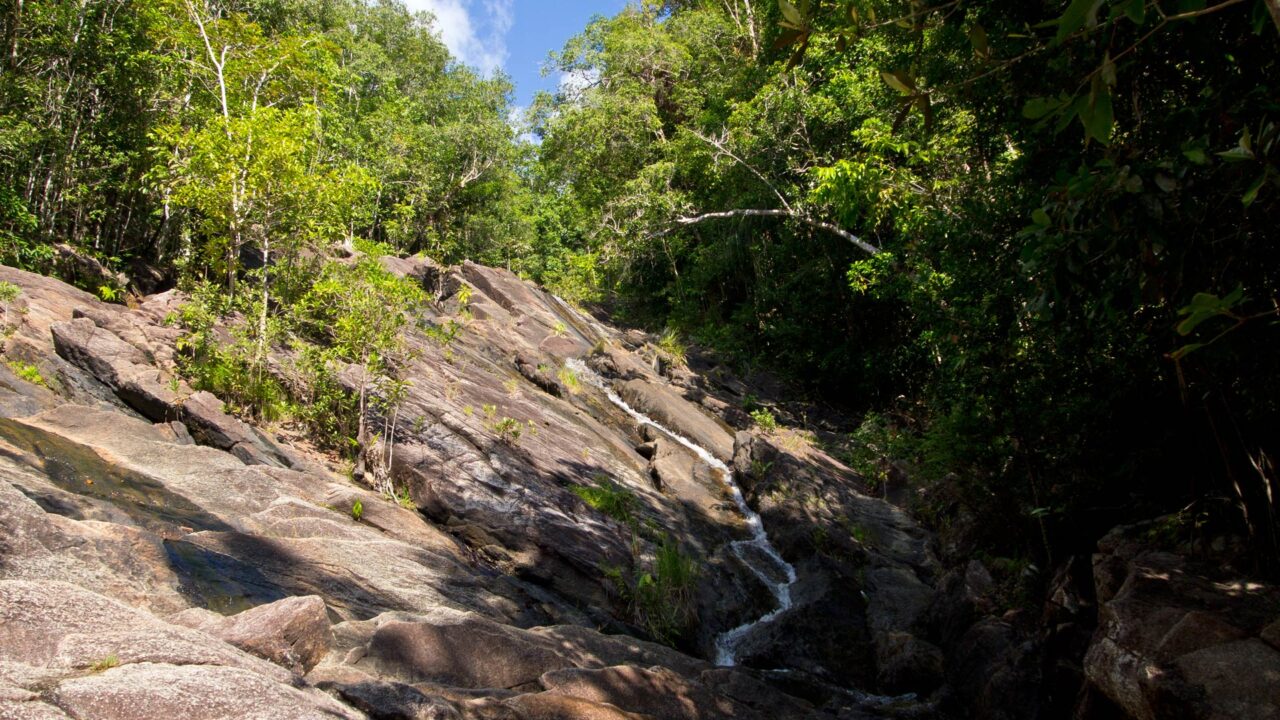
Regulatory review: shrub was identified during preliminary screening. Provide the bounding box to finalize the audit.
[0,281,19,303]
[750,408,778,432]
[173,282,290,423]
[351,499,363,522]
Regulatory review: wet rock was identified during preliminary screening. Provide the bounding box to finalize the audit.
[514,354,563,397]
[875,632,945,694]
[493,692,653,720]
[698,667,818,720]
[617,379,734,461]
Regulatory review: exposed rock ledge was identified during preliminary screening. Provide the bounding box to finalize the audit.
[2,261,1271,719]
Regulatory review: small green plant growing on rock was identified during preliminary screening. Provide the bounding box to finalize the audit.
[656,328,687,367]
[0,281,19,303]
[351,499,363,522]
[606,535,698,646]
[492,416,522,444]
[552,321,568,337]
[750,408,778,432]
[6,360,47,388]
[571,476,637,526]
[558,366,581,394]
[89,654,120,673]
[482,404,524,444]
[395,487,415,510]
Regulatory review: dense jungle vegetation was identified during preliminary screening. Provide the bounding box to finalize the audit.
[2,0,1277,575]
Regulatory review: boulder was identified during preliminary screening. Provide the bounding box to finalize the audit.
[1082,526,1280,720]
[356,614,574,689]
[169,595,333,673]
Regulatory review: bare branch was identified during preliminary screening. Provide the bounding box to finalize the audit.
[685,128,793,213]
[667,208,881,256]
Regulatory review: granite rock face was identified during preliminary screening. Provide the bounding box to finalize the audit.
[2,261,903,719]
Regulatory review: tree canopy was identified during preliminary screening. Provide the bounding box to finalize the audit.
[1,0,1277,573]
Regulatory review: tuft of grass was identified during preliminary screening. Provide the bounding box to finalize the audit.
[395,487,415,510]
[558,366,581,394]
[571,476,637,525]
[0,281,20,303]
[89,654,120,673]
[607,535,698,646]
[351,499,363,522]
[657,328,687,367]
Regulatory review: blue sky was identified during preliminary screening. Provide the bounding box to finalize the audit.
[401,0,631,108]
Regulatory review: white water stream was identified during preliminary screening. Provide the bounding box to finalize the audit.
[566,358,797,666]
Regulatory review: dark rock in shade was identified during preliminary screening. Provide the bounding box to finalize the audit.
[358,614,575,689]
[514,353,564,397]
[1081,527,1280,720]
[948,617,1042,720]
[540,665,751,720]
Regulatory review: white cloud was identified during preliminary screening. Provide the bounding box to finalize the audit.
[506,104,536,144]
[402,0,513,75]
[557,68,600,102]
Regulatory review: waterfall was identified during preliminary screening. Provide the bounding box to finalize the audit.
[565,358,797,666]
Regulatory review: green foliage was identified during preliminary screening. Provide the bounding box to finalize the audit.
[481,404,524,445]
[656,328,687,367]
[6,360,47,388]
[750,408,778,432]
[350,498,363,522]
[1,0,530,289]
[0,282,20,303]
[528,0,1280,573]
[173,283,289,423]
[571,476,638,526]
[394,487,415,510]
[88,655,120,674]
[606,535,698,646]
[558,366,582,394]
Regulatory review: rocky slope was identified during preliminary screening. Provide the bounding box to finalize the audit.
[1,259,1276,719]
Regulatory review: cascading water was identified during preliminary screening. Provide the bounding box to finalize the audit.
[566,358,797,666]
